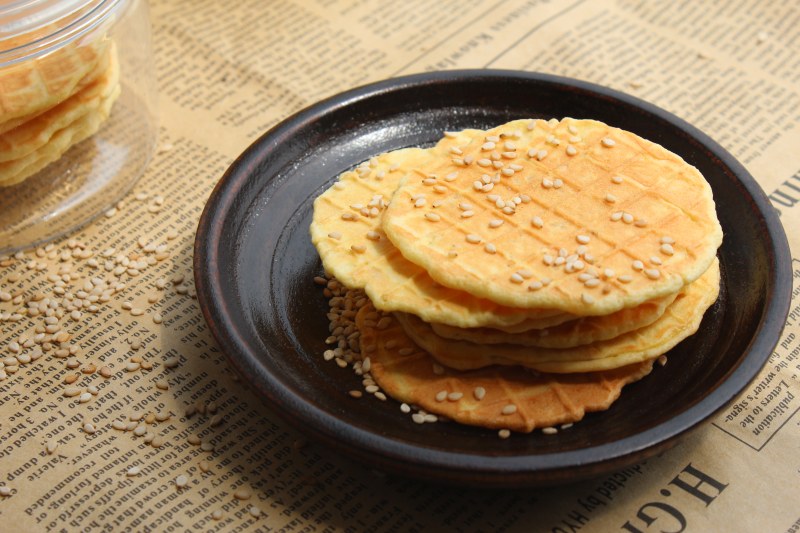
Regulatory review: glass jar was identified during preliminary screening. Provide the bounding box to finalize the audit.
[0,0,157,253]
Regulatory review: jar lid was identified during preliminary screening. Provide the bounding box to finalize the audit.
[0,0,119,63]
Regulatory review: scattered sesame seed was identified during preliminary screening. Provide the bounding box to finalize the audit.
[498,429,511,439]
[531,216,544,228]
[175,475,188,488]
[484,243,497,254]
[473,387,486,400]
[605,194,617,203]
[234,489,252,500]
[658,355,668,366]
[622,212,634,224]
[425,213,441,222]
[576,235,591,244]
[542,426,558,435]
[435,390,447,402]
[327,231,342,240]
[611,211,623,221]
[0,487,11,497]
[566,145,577,156]
[632,260,644,271]
[465,234,482,244]
[249,507,262,518]
[127,466,141,477]
[212,510,223,521]
[612,176,624,184]
[489,219,504,228]
[660,243,674,255]
[581,293,595,304]
[601,137,616,147]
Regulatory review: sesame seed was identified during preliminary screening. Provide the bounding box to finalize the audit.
[632,260,644,271]
[542,178,553,189]
[566,145,577,156]
[601,137,616,147]
[658,355,668,366]
[484,243,497,254]
[481,142,496,151]
[612,176,624,184]
[634,219,648,227]
[447,392,463,401]
[645,268,661,279]
[576,235,591,244]
[582,293,595,304]
[175,475,188,488]
[489,219,504,228]
[465,234,482,244]
[531,216,544,228]
[351,244,366,254]
[622,212,634,224]
[605,194,617,203]
[400,403,411,413]
[528,281,543,291]
[501,404,518,415]
[660,243,674,255]
[650,256,663,265]
[542,427,558,435]
[536,149,548,160]
[460,210,475,218]
[477,158,492,167]
[425,213,441,222]
[660,236,675,244]
[234,489,252,500]
[212,510,223,521]
[510,273,524,284]
[611,211,623,221]
[498,429,511,439]
[435,390,447,402]
[617,275,633,283]
[473,387,486,400]
[127,466,141,476]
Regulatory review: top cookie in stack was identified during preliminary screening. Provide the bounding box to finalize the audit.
[381,118,722,316]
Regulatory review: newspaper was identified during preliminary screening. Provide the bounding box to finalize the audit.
[2,0,799,530]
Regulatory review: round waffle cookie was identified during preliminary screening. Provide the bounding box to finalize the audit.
[0,43,119,163]
[310,135,576,330]
[356,303,655,433]
[429,291,678,349]
[0,28,112,131]
[381,118,723,316]
[395,259,719,373]
[0,44,120,187]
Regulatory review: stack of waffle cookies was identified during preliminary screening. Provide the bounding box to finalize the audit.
[311,118,722,434]
[0,36,119,187]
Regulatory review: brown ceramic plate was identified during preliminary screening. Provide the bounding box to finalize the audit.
[194,70,791,487]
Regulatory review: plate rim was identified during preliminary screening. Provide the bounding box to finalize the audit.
[194,69,793,486]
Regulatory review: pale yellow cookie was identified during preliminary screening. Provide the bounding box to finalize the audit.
[0,43,118,163]
[396,259,719,373]
[0,25,111,128]
[430,291,677,349]
[381,118,723,315]
[310,132,576,330]
[357,303,654,433]
[0,52,120,188]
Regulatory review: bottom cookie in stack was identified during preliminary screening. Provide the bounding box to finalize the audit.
[348,260,717,434]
